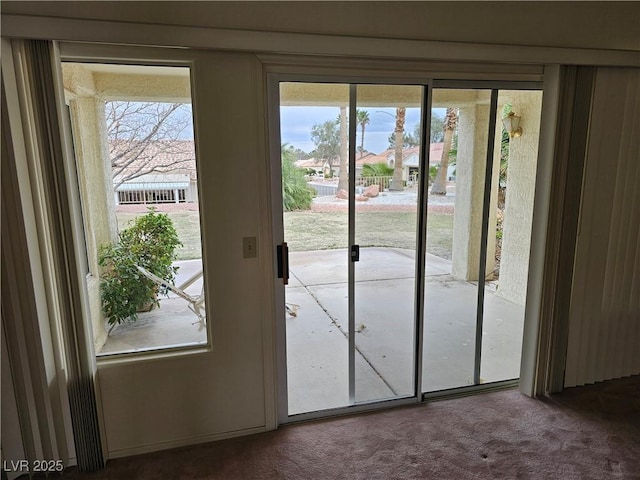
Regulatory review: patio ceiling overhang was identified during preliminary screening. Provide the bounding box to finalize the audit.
[64,63,500,109]
[63,63,192,102]
[279,83,492,108]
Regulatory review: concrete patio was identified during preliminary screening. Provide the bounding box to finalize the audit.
[98,259,207,355]
[286,248,524,414]
[99,250,525,416]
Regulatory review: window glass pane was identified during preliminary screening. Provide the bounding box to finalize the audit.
[354,84,422,403]
[62,63,207,356]
[480,90,543,384]
[280,82,351,415]
[422,89,491,392]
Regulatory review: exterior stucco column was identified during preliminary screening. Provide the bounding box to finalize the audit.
[497,91,543,305]
[451,103,492,281]
[69,97,117,351]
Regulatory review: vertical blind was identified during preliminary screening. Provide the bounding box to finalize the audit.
[565,67,640,387]
[25,39,105,471]
[3,39,106,472]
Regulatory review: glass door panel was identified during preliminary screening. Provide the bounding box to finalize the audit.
[353,84,423,402]
[280,82,351,415]
[480,90,543,383]
[422,89,492,392]
[280,82,424,415]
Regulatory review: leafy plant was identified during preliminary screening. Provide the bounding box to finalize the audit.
[98,208,182,325]
[362,162,394,189]
[362,162,394,177]
[429,165,439,185]
[497,103,513,209]
[282,144,315,211]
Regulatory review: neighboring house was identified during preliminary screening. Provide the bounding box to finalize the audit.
[295,157,325,176]
[354,152,388,171]
[113,142,450,202]
[114,173,194,205]
[111,140,199,205]
[377,143,452,182]
[295,144,448,181]
[295,151,381,177]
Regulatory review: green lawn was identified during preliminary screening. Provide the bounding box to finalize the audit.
[285,211,453,259]
[117,209,454,261]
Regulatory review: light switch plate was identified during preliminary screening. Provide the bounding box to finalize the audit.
[243,236,257,258]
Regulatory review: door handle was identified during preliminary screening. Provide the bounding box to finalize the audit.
[277,242,289,285]
[350,244,360,262]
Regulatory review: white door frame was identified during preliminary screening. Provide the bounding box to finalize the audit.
[267,67,548,424]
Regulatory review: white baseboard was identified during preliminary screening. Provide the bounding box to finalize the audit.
[106,425,269,459]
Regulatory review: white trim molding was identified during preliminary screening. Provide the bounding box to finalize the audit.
[2,13,639,68]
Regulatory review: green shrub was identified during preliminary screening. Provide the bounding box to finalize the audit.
[362,162,394,189]
[361,162,394,177]
[282,145,315,211]
[98,208,182,325]
[429,165,439,185]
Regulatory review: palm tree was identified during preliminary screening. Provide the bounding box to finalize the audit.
[430,107,458,195]
[356,109,370,154]
[338,106,349,191]
[389,107,406,191]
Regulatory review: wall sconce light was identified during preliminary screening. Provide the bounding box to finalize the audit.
[502,112,522,138]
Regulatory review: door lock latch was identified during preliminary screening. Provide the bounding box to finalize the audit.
[350,244,360,262]
[277,242,289,285]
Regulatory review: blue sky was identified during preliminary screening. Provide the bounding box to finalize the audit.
[119,102,442,152]
[280,106,424,154]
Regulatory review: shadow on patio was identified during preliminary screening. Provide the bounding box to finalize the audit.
[99,250,524,417]
[285,247,524,415]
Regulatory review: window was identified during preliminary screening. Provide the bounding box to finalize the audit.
[63,63,207,356]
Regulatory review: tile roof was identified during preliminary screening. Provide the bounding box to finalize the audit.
[112,141,446,183]
[110,140,197,182]
[378,143,444,164]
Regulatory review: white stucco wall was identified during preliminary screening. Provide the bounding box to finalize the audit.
[451,99,493,281]
[66,71,117,351]
[497,91,543,305]
[96,72,191,102]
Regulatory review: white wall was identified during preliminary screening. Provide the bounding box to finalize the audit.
[95,51,273,455]
[2,1,639,52]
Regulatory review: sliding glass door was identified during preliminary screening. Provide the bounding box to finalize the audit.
[278,82,424,416]
[272,78,543,420]
[352,85,423,404]
[422,87,543,395]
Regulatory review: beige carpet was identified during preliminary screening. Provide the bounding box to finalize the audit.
[60,376,640,479]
